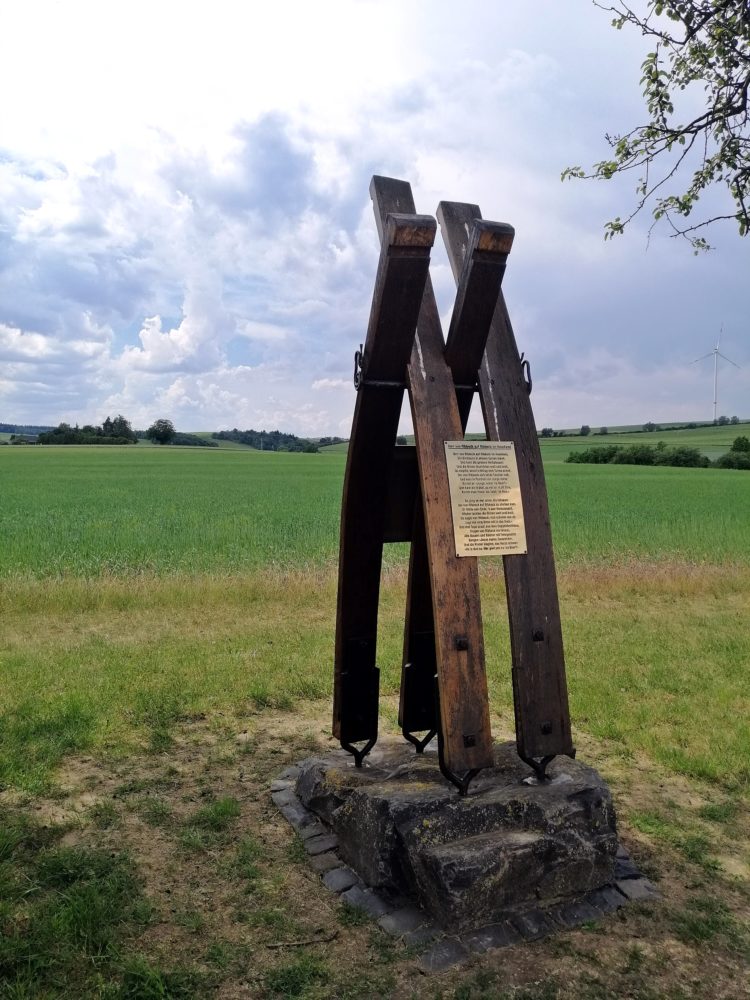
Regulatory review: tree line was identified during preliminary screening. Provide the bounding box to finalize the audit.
[0,423,54,435]
[212,429,320,452]
[33,416,214,447]
[540,416,743,438]
[38,415,139,445]
[566,436,750,471]
[3,417,347,450]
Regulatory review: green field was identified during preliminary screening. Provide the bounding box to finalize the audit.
[1,437,749,576]
[0,447,342,576]
[539,421,749,463]
[1,435,748,998]
[2,439,749,783]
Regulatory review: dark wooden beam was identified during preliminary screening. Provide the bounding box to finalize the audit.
[438,201,574,765]
[443,216,514,426]
[333,210,436,748]
[372,177,494,780]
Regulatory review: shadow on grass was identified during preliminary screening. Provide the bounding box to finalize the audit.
[0,699,94,793]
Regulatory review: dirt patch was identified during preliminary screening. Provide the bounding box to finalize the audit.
[7,705,749,998]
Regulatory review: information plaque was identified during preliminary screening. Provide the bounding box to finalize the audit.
[444,441,527,557]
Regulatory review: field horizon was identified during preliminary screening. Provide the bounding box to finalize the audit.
[3,414,748,451]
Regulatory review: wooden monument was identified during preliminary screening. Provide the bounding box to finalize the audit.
[333,176,574,794]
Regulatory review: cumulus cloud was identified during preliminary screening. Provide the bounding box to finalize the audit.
[312,378,349,391]
[0,2,747,432]
[118,276,228,374]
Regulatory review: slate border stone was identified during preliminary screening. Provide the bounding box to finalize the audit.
[323,867,360,893]
[271,757,658,971]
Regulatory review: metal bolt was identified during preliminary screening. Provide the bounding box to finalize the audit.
[532,629,544,642]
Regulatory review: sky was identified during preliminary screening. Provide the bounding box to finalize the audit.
[1,0,747,436]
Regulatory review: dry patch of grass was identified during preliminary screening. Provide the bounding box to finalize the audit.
[1,708,748,999]
[2,561,749,792]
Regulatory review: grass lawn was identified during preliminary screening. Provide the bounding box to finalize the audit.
[0,443,748,997]
[2,442,749,574]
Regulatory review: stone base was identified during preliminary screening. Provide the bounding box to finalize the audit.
[296,740,618,932]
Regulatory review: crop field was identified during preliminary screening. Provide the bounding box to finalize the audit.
[1,435,748,998]
[2,431,750,576]
[538,422,749,463]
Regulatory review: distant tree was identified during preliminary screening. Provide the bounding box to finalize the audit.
[730,415,740,424]
[396,435,407,445]
[580,425,591,436]
[146,419,176,445]
[38,419,135,445]
[212,428,318,452]
[567,444,622,464]
[598,426,609,435]
[655,445,710,467]
[107,414,137,442]
[716,449,750,469]
[643,421,660,432]
[170,432,218,448]
[731,435,750,452]
[717,414,730,425]
[568,443,709,468]
[318,436,347,447]
[615,443,657,465]
[540,427,555,438]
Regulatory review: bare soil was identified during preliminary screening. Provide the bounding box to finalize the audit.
[4,703,748,999]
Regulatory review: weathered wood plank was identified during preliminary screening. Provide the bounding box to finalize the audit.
[397,217,514,743]
[437,201,574,763]
[372,177,493,776]
[444,219,515,426]
[363,213,437,382]
[333,212,436,746]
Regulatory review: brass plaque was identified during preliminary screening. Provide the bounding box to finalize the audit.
[444,441,527,557]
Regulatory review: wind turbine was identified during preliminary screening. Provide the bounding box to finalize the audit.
[691,326,741,423]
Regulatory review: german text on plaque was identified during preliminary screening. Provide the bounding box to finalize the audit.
[444,441,527,557]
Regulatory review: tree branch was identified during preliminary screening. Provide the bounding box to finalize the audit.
[565,0,750,248]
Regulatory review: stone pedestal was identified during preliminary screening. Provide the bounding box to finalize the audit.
[296,741,618,932]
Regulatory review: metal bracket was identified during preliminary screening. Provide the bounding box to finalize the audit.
[520,352,532,394]
[518,752,555,781]
[438,760,479,796]
[434,675,479,795]
[353,344,364,389]
[340,737,376,767]
[360,379,405,389]
[403,728,437,754]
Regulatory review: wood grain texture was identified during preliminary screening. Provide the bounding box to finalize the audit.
[443,217,515,427]
[333,212,435,744]
[398,216,514,740]
[438,201,574,762]
[372,177,493,775]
